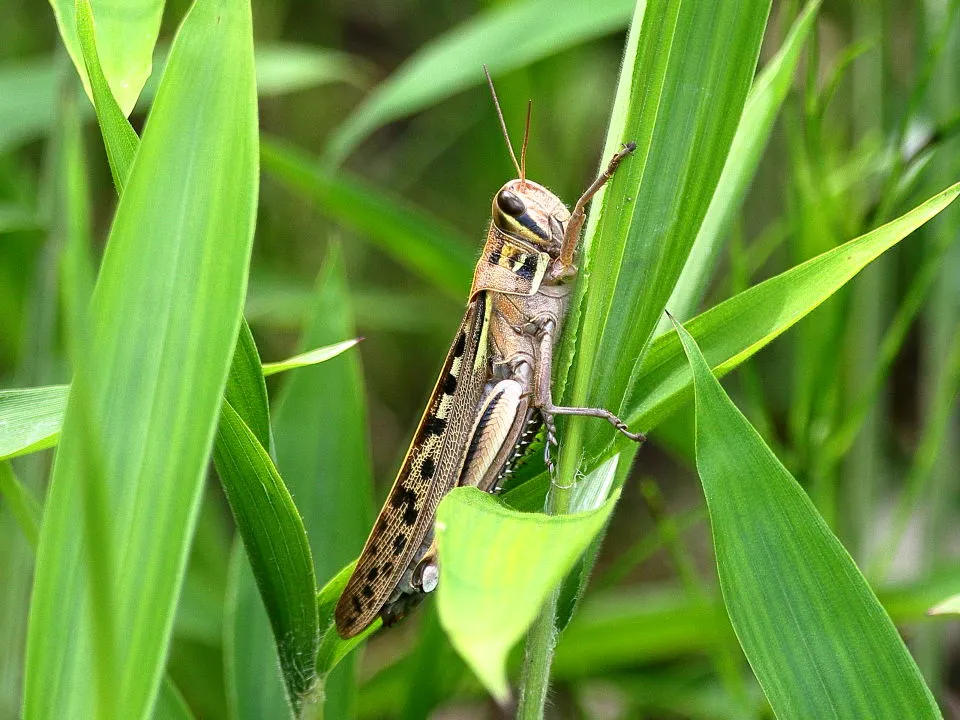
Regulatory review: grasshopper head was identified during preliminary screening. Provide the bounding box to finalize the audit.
[491,179,570,258]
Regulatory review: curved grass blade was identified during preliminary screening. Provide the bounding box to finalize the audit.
[626,181,960,432]
[262,337,361,377]
[324,0,634,165]
[74,0,139,192]
[213,402,319,713]
[23,0,258,716]
[49,0,163,115]
[674,318,940,718]
[0,462,40,549]
[658,0,820,331]
[435,487,620,702]
[261,138,474,297]
[555,0,772,509]
[0,386,67,461]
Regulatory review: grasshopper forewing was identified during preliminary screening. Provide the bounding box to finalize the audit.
[334,70,643,639]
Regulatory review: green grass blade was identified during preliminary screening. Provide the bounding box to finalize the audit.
[261,138,474,297]
[223,321,272,452]
[261,337,361,376]
[0,386,67,461]
[673,318,941,718]
[626,182,960,432]
[658,0,820,330]
[74,0,139,192]
[324,0,634,165]
[556,0,771,506]
[0,45,366,153]
[213,402,319,713]
[49,0,163,115]
[271,246,373,719]
[435,487,620,702]
[0,462,40,549]
[23,0,258,716]
[154,678,197,720]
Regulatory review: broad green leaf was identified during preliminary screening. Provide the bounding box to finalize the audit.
[0,462,40,549]
[435,487,619,701]
[75,0,139,192]
[262,337,361,376]
[556,0,772,503]
[315,562,381,677]
[674,319,940,718]
[23,0,258,717]
[50,0,163,115]
[261,138,474,298]
[324,0,634,164]
[0,385,67,461]
[626,182,960,432]
[213,402,318,713]
[658,0,820,331]
[929,594,960,615]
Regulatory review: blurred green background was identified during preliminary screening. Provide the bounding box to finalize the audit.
[1,0,959,717]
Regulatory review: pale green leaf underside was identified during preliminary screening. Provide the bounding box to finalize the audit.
[435,487,619,701]
[675,319,940,718]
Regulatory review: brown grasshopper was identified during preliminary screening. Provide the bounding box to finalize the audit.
[335,69,643,639]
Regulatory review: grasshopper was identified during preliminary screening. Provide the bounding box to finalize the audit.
[335,69,643,639]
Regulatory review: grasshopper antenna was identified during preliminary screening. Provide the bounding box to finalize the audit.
[483,65,522,180]
[520,100,532,185]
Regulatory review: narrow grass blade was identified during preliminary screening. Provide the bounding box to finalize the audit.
[556,0,772,508]
[0,45,366,153]
[213,402,319,713]
[324,0,634,164]
[49,0,163,114]
[262,337,361,376]
[23,0,258,717]
[0,462,40,549]
[435,487,619,702]
[223,321,272,451]
[659,0,820,330]
[154,678,196,720]
[0,385,67,461]
[627,182,960,432]
[929,594,960,615]
[262,138,474,297]
[75,0,139,192]
[271,246,373,719]
[674,318,940,718]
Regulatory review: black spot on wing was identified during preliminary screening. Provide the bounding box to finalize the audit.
[403,504,419,526]
[366,567,378,582]
[453,332,466,358]
[351,597,362,614]
[382,561,394,576]
[421,456,436,479]
[393,534,407,555]
[361,585,374,598]
[442,373,458,395]
[488,249,502,265]
[424,416,447,436]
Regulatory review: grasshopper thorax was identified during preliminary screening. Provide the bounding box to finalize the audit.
[491,179,570,259]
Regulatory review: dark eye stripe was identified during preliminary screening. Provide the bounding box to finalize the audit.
[516,213,549,240]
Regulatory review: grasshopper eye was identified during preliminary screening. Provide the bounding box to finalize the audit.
[496,190,525,216]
